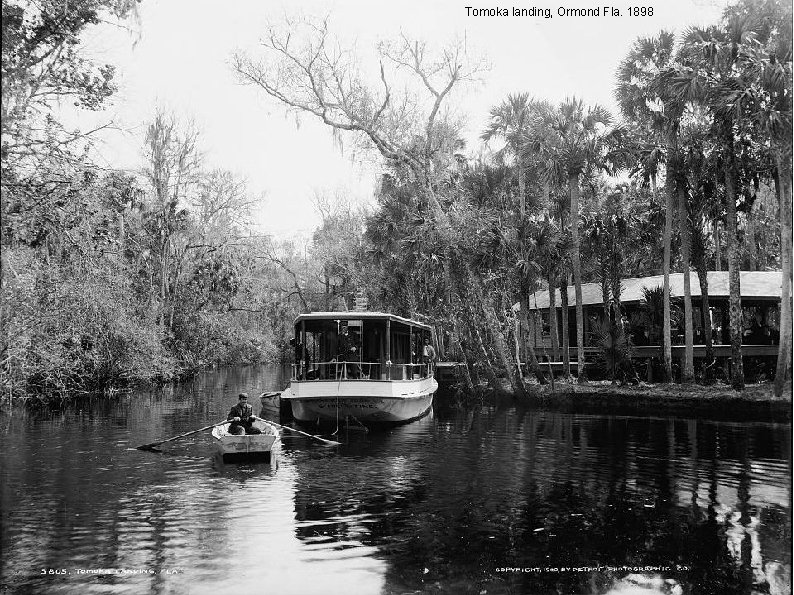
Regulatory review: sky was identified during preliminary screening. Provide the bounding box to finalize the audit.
[74,0,732,239]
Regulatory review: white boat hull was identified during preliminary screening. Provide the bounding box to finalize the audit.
[282,378,437,424]
[211,419,279,462]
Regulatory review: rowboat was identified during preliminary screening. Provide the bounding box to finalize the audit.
[280,311,438,426]
[211,418,280,462]
[259,391,291,419]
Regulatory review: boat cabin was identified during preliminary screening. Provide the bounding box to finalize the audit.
[291,312,434,382]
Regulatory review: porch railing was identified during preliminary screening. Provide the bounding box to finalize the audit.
[292,361,433,381]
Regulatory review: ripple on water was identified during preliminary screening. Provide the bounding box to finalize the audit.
[1,378,790,595]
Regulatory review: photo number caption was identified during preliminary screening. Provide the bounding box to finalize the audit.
[40,568,185,576]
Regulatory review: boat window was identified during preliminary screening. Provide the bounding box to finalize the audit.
[295,318,391,380]
[293,317,432,381]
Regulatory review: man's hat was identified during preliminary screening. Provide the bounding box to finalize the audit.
[238,392,248,399]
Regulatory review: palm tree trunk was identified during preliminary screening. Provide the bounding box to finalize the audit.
[520,295,547,384]
[724,133,745,390]
[601,277,615,384]
[451,318,476,394]
[560,276,571,378]
[548,275,560,361]
[451,259,500,390]
[568,173,586,382]
[678,185,695,382]
[484,302,527,398]
[745,208,757,270]
[663,162,674,382]
[774,153,792,398]
[713,219,722,271]
[691,217,714,384]
[465,307,501,391]
[696,266,714,384]
[518,163,526,219]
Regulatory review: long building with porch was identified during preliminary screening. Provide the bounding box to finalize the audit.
[527,271,783,379]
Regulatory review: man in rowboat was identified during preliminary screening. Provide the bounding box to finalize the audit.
[227,393,261,435]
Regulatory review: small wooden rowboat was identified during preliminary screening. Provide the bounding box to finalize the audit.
[211,418,280,463]
[259,391,291,419]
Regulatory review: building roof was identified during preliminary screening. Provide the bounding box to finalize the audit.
[294,311,433,330]
[528,271,783,310]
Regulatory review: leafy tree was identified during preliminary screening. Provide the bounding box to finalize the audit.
[673,16,763,389]
[481,93,533,218]
[616,30,680,383]
[1,0,138,172]
[545,97,615,381]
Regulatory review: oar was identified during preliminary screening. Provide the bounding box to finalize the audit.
[253,416,341,447]
[136,420,230,451]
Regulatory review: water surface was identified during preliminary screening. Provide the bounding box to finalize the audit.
[1,365,790,594]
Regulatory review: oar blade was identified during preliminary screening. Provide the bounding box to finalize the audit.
[135,420,228,452]
[254,416,341,447]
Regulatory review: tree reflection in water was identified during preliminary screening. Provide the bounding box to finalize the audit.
[0,375,789,595]
[291,408,790,595]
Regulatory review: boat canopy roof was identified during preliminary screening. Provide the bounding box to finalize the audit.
[294,311,433,331]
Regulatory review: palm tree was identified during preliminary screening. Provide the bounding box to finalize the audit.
[674,18,764,389]
[681,119,724,384]
[481,93,533,218]
[674,152,697,383]
[736,0,793,396]
[483,94,553,387]
[615,32,679,383]
[531,219,565,361]
[547,97,614,381]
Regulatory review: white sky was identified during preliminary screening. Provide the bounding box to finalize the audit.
[74,0,731,239]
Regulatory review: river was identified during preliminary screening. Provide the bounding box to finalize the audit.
[0,365,790,595]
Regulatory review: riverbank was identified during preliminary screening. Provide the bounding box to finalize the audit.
[531,380,792,422]
[438,377,791,422]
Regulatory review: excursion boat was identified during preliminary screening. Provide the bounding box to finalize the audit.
[211,418,280,462]
[280,312,438,425]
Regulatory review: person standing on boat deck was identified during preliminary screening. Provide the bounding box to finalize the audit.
[338,326,360,378]
[227,393,261,435]
[422,337,436,374]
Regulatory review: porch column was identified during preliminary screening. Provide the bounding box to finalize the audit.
[386,318,391,380]
[300,320,306,379]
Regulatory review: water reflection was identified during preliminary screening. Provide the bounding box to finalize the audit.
[289,406,791,595]
[0,366,790,595]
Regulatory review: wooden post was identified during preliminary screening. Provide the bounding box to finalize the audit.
[409,326,413,365]
[386,318,391,380]
[300,320,306,379]
[409,325,414,379]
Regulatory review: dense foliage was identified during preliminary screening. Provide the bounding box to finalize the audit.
[0,1,307,397]
[1,0,790,399]
[237,0,790,395]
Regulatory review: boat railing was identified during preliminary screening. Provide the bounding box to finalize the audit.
[292,361,433,381]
